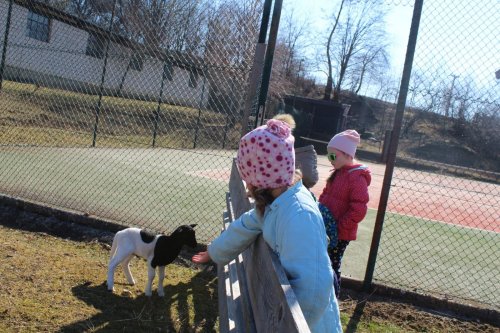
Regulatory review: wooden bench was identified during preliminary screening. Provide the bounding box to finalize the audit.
[217,160,311,333]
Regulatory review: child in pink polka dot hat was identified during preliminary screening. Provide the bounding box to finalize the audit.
[236,119,295,189]
[192,118,343,332]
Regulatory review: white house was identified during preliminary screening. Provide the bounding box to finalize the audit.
[0,0,209,108]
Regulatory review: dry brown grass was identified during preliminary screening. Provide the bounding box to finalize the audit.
[0,207,497,333]
[0,80,241,150]
[0,225,218,332]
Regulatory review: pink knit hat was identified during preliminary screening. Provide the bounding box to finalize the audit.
[237,119,295,189]
[327,129,360,157]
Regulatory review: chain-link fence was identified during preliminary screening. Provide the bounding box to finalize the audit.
[0,0,266,243]
[372,0,499,309]
[1,0,498,313]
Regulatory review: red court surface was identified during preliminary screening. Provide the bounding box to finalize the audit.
[311,156,499,233]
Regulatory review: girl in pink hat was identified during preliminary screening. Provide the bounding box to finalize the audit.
[192,119,342,333]
[319,130,371,297]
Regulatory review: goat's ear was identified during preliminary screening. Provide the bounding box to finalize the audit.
[190,224,197,228]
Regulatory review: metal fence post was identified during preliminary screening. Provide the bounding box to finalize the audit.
[152,60,169,148]
[92,0,117,147]
[254,0,283,128]
[239,0,272,136]
[380,130,392,163]
[258,0,273,44]
[193,69,207,149]
[0,0,13,91]
[363,0,424,290]
[222,115,230,149]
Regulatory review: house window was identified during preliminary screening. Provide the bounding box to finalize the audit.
[26,11,50,42]
[86,33,105,59]
[129,53,144,71]
[164,62,174,81]
[189,70,198,88]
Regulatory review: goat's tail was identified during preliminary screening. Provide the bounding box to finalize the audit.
[109,234,118,259]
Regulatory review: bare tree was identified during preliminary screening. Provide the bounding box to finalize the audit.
[264,8,310,102]
[68,0,98,20]
[317,0,389,101]
[331,0,387,101]
[39,0,72,11]
[203,0,263,115]
[323,0,347,100]
[114,0,209,52]
[451,77,477,136]
[277,9,309,78]
[468,103,500,158]
[349,44,389,94]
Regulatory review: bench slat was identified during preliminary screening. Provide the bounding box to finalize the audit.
[228,159,252,218]
[243,238,311,333]
[219,217,256,332]
[218,216,233,332]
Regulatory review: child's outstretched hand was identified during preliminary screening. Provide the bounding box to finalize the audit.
[192,251,211,264]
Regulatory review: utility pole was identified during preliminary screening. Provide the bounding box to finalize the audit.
[0,0,13,92]
[444,74,459,118]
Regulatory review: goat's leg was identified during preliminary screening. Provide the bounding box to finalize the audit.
[157,266,166,297]
[107,248,131,291]
[122,254,136,285]
[145,260,156,297]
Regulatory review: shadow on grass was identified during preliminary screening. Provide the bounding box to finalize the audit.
[59,272,218,333]
[344,299,366,333]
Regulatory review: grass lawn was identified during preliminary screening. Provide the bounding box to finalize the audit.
[376,213,499,306]
[0,80,240,150]
[0,146,233,243]
[343,209,499,308]
[0,224,218,332]
[340,209,376,280]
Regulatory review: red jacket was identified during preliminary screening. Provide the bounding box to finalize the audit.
[319,164,371,241]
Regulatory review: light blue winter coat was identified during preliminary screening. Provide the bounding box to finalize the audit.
[208,181,343,333]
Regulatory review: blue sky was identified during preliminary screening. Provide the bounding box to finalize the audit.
[283,0,499,95]
[284,0,413,81]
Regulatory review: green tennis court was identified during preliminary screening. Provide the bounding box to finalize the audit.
[1,146,498,306]
[0,146,234,243]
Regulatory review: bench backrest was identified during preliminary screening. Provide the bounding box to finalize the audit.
[217,159,311,333]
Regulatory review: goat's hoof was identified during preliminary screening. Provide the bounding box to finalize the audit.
[122,289,133,297]
[145,292,152,297]
[158,292,165,297]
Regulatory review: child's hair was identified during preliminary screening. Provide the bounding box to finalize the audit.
[327,170,338,184]
[248,187,275,216]
[249,170,303,216]
[273,114,296,130]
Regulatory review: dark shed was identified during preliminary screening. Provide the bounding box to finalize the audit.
[283,95,350,153]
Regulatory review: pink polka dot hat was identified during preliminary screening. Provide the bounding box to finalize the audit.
[237,119,295,189]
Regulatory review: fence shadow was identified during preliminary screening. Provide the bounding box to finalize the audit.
[344,299,366,333]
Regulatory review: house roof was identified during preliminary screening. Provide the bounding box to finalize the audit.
[284,95,345,110]
[13,0,205,72]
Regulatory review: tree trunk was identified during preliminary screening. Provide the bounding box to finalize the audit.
[323,0,345,100]
[323,76,333,100]
[355,63,367,94]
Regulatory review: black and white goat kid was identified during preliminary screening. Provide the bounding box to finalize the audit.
[107,224,197,296]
